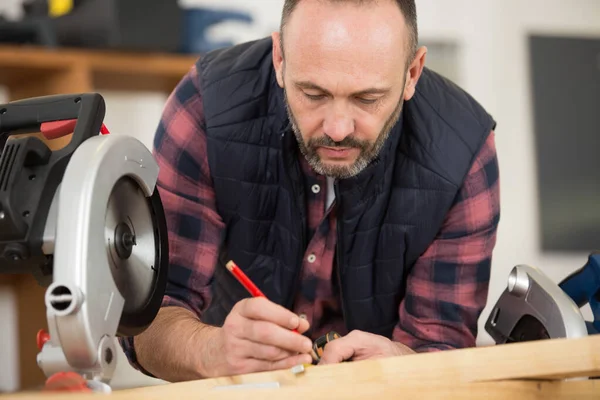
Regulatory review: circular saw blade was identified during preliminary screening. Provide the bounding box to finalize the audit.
[104,176,168,337]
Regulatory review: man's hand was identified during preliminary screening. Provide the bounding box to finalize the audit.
[318,330,414,365]
[200,297,314,377]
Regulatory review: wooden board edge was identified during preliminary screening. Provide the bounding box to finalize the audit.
[2,379,598,400]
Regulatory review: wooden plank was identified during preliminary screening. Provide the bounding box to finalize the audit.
[7,64,93,100]
[91,71,183,93]
[0,45,198,89]
[8,335,598,399]
[2,335,600,398]
[131,335,600,394]
[0,44,197,73]
[2,379,599,400]
[118,380,600,400]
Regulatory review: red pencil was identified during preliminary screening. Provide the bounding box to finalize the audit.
[225,260,266,297]
[225,260,298,333]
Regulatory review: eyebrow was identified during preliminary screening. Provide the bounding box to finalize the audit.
[293,81,390,97]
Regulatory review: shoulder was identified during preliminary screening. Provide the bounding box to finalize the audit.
[196,37,274,89]
[401,68,497,186]
[193,37,277,128]
[409,68,496,145]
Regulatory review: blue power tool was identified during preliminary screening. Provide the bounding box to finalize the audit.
[558,252,600,335]
[485,253,600,344]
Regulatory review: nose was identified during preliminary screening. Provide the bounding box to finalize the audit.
[323,104,354,143]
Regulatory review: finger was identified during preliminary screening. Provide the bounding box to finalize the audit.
[237,339,297,361]
[242,319,313,354]
[318,336,356,365]
[296,316,310,334]
[239,297,303,331]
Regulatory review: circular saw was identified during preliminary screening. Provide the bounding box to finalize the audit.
[0,93,169,390]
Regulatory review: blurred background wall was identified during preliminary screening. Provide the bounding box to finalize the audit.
[0,0,599,392]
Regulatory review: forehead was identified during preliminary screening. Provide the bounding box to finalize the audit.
[282,0,408,85]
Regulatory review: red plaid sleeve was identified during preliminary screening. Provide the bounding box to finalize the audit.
[393,131,500,352]
[151,64,225,316]
[118,64,224,372]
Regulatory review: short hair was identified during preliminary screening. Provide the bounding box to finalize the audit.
[280,0,418,61]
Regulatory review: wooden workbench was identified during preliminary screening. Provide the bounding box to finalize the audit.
[0,44,199,390]
[2,334,600,399]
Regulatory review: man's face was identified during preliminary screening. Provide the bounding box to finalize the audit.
[285,85,404,179]
[273,0,417,179]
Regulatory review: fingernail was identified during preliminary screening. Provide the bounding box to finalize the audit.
[290,315,299,328]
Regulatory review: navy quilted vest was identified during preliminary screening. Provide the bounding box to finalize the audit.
[198,38,495,337]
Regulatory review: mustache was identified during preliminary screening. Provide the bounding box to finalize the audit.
[308,135,369,149]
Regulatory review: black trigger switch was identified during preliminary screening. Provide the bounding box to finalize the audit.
[23,137,51,167]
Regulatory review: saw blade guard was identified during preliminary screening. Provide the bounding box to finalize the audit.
[39,133,167,382]
[485,264,588,344]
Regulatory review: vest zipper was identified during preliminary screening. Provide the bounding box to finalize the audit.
[294,212,307,309]
[334,180,349,331]
[286,162,307,311]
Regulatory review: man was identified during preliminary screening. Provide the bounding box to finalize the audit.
[119,0,500,382]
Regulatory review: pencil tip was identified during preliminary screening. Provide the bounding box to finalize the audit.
[225,260,235,271]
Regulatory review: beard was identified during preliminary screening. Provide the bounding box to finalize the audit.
[284,91,404,179]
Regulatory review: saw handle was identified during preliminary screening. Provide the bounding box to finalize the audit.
[0,93,106,284]
[0,93,106,151]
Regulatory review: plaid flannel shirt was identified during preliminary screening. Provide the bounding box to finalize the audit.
[119,64,500,369]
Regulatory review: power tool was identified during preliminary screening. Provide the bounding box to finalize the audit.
[0,93,169,392]
[485,253,600,344]
[558,252,600,334]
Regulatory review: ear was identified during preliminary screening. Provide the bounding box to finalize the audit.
[403,46,427,101]
[272,31,285,88]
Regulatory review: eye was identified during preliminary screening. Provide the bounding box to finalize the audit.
[304,93,325,101]
[356,97,378,105]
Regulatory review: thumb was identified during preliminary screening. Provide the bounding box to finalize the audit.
[318,336,354,365]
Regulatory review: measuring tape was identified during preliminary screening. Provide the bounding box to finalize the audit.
[312,331,342,361]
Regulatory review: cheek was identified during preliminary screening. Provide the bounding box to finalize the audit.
[356,100,400,141]
[355,116,384,142]
[289,98,323,138]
